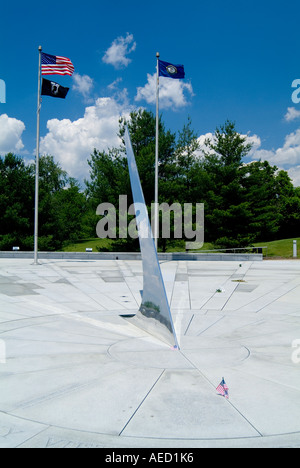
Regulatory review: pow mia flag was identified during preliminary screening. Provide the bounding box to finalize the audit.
[41,78,69,99]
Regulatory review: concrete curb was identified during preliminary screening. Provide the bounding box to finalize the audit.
[0,251,263,262]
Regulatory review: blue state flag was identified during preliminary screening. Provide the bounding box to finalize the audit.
[158,60,185,79]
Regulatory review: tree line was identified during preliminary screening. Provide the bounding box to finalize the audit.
[0,110,299,252]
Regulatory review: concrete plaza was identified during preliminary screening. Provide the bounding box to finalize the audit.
[0,257,299,448]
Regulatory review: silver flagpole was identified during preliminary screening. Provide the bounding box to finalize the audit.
[34,45,42,265]
[154,52,160,250]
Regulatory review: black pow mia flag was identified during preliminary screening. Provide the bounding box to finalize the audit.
[41,78,69,99]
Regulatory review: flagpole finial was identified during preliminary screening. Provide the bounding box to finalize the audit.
[38,45,42,51]
[156,52,160,58]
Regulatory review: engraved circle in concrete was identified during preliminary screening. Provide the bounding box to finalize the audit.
[0,259,300,448]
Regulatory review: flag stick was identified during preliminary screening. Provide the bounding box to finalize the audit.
[34,45,42,265]
[154,52,160,250]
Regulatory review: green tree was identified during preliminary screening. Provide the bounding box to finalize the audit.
[167,116,201,204]
[201,120,254,248]
[239,162,300,242]
[85,146,132,248]
[240,161,282,241]
[0,154,87,252]
[119,109,176,206]
[52,178,87,245]
[25,155,71,250]
[87,110,177,250]
[0,153,34,250]
[86,147,129,207]
[275,170,300,239]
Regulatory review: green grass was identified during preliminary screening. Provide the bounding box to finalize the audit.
[254,238,300,258]
[63,237,299,258]
[62,238,214,253]
[62,238,113,252]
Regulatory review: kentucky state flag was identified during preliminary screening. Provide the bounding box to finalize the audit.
[158,60,185,79]
[41,78,69,99]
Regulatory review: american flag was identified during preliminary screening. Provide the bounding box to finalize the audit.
[216,378,229,399]
[41,52,74,76]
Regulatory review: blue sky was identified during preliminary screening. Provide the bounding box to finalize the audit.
[1,0,300,186]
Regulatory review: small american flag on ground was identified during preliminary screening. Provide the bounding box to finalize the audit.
[41,52,74,76]
[216,378,229,399]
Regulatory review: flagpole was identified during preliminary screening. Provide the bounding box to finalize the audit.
[34,45,42,265]
[154,52,160,250]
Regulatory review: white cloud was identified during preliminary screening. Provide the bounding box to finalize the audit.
[252,129,300,167]
[245,134,262,157]
[107,78,130,106]
[194,132,215,157]
[195,129,300,186]
[108,77,123,90]
[39,97,133,181]
[0,114,25,154]
[102,33,136,69]
[284,107,300,122]
[135,73,194,109]
[287,165,300,186]
[72,73,94,100]
[245,128,300,186]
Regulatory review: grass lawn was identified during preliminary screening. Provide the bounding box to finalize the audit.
[62,238,214,253]
[254,238,300,258]
[63,237,299,259]
[62,238,113,252]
